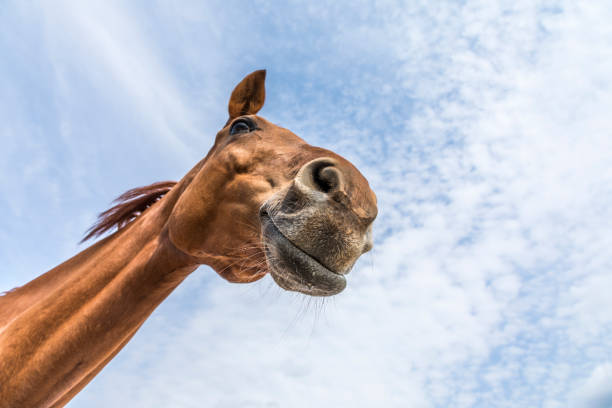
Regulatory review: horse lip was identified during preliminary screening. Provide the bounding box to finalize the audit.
[261,211,339,273]
[259,211,346,296]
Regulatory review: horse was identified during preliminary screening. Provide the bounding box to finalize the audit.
[0,70,377,407]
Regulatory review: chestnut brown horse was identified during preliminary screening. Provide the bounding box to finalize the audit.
[0,70,377,407]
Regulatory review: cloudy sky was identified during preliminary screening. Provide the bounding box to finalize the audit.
[2,1,612,407]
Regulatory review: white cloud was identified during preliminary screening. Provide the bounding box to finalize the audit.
[571,363,612,408]
[38,0,204,161]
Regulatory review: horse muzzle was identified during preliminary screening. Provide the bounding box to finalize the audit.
[259,157,375,296]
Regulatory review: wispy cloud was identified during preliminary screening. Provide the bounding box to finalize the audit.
[571,363,612,408]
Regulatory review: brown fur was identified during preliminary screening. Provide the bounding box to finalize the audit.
[82,181,177,242]
[0,70,377,407]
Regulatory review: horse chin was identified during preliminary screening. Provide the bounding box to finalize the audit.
[260,212,347,296]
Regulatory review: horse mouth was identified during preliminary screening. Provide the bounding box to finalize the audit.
[260,212,346,296]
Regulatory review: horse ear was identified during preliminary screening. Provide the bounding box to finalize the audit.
[228,69,266,119]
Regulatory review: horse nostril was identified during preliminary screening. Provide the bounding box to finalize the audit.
[296,157,344,197]
[313,164,340,193]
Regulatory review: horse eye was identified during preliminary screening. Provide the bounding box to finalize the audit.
[229,120,251,135]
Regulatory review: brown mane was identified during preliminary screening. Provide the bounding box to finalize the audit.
[81,181,177,242]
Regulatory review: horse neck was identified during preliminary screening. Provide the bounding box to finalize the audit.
[0,187,197,408]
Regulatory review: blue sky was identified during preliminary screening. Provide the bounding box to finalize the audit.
[2,1,612,407]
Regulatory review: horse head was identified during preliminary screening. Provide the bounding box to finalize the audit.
[167,70,377,296]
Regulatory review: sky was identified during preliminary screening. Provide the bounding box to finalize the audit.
[1,1,612,407]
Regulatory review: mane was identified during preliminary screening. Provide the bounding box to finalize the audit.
[81,181,177,242]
